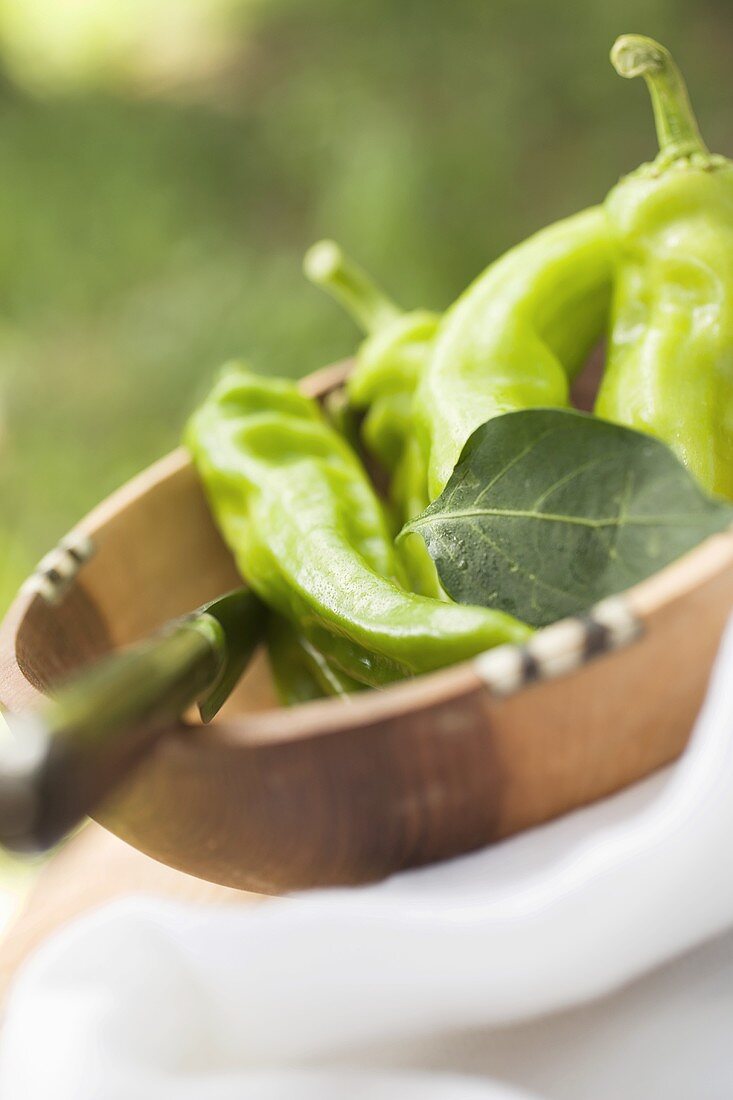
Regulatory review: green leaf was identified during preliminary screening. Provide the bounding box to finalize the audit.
[400,409,733,628]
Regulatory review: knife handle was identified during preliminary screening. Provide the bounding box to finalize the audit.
[0,619,223,853]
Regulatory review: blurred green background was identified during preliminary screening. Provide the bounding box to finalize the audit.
[0,0,731,610]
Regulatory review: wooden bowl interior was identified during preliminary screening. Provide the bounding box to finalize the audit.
[8,455,280,719]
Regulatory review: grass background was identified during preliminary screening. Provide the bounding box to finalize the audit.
[0,0,731,610]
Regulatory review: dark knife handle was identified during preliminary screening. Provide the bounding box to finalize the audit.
[0,620,223,853]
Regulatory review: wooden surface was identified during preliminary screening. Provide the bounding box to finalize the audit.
[0,824,254,1003]
[0,361,732,893]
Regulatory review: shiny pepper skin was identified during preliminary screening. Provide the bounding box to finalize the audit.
[414,207,614,499]
[186,365,530,687]
[594,36,733,500]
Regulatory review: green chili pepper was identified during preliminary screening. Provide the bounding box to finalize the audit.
[301,240,433,455]
[266,613,361,704]
[303,239,437,484]
[304,240,440,595]
[594,35,733,500]
[414,208,613,498]
[186,365,531,687]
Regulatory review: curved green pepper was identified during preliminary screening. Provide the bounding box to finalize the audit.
[594,35,733,500]
[414,207,613,498]
[186,365,530,687]
[304,239,437,481]
[304,240,440,594]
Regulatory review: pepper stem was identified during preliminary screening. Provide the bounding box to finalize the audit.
[303,239,401,335]
[611,35,708,162]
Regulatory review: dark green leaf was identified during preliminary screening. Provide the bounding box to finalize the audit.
[400,409,733,627]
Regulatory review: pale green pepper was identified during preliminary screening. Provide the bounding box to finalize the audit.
[304,238,436,502]
[414,208,614,498]
[304,240,440,594]
[186,365,531,687]
[595,35,733,500]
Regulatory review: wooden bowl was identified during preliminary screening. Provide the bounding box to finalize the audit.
[1,361,732,894]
